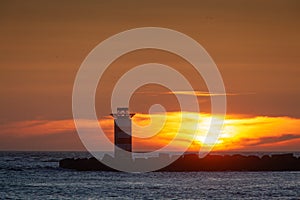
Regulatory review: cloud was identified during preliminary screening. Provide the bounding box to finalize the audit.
[169,91,255,97]
[1,112,300,151]
[238,134,300,146]
[0,119,75,137]
[136,90,255,97]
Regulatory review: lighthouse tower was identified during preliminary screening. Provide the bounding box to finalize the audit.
[111,107,135,159]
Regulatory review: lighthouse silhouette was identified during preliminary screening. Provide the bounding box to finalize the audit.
[111,107,135,159]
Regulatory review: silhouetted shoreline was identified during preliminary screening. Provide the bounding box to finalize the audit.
[59,153,300,171]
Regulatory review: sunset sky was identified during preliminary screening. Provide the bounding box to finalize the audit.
[0,0,300,151]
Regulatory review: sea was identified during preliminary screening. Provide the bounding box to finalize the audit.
[0,151,299,199]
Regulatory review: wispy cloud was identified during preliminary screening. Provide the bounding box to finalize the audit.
[168,91,255,97]
[136,90,255,97]
[0,119,75,136]
[239,134,300,146]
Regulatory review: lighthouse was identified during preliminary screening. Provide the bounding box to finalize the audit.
[111,107,135,159]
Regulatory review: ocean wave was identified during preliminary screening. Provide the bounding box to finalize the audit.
[0,165,59,171]
[41,159,60,162]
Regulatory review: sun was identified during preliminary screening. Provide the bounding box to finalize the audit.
[194,135,223,146]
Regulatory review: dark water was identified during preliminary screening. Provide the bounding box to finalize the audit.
[0,152,299,199]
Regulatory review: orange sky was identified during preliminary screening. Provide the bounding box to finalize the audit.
[0,0,300,151]
[1,112,300,151]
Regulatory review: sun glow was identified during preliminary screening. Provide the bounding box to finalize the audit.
[130,112,300,151]
[1,112,300,151]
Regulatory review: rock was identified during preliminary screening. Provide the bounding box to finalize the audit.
[59,153,300,172]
